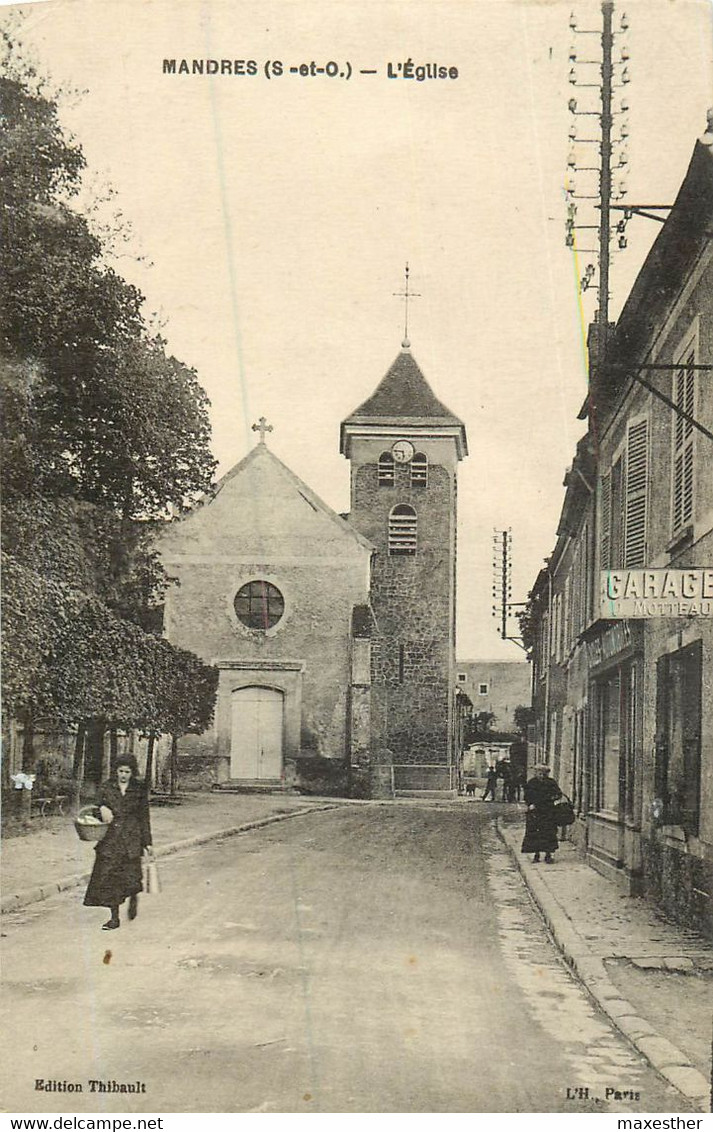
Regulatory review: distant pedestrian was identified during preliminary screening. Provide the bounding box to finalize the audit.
[521,763,562,863]
[499,758,514,802]
[84,756,153,930]
[512,770,526,802]
[481,765,498,802]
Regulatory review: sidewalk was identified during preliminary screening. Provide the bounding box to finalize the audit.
[1,792,338,915]
[498,815,713,1111]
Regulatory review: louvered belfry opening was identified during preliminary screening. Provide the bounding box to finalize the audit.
[378,452,395,486]
[388,504,417,555]
[410,453,428,487]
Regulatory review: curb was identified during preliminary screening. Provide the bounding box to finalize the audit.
[496,818,710,1111]
[1,802,342,916]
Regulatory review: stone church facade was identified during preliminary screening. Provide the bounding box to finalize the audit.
[159,342,467,793]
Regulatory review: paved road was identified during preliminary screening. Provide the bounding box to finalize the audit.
[1,805,693,1113]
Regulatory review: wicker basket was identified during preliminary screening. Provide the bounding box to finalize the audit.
[74,805,110,842]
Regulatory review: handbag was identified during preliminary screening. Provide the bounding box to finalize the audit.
[142,850,161,895]
[553,794,576,827]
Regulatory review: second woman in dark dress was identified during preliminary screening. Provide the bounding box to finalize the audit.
[521,763,562,864]
[84,756,152,930]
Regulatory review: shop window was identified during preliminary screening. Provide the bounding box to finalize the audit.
[655,640,702,835]
[388,504,417,555]
[378,453,395,486]
[234,580,284,630]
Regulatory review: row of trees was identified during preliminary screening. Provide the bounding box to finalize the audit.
[1,25,219,800]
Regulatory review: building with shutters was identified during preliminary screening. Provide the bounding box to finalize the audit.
[158,339,467,795]
[526,121,713,933]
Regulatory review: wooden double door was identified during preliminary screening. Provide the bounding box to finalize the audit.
[230,686,284,780]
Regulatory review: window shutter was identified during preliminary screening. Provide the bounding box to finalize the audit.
[672,354,696,535]
[624,419,648,568]
[600,472,611,570]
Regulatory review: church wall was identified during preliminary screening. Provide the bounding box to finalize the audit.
[164,554,369,777]
[160,448,373,788]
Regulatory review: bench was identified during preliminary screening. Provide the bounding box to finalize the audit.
[31,794,68,818]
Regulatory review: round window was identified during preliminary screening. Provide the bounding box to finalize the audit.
[234,580,285,630]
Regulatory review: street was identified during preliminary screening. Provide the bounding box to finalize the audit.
[0,805,693,1113]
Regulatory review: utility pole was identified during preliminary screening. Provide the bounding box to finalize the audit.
[567,2,630,338]
[596,0,614,378]
[491,529,527,650]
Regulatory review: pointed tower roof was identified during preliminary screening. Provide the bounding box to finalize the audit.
[340,345,468,458]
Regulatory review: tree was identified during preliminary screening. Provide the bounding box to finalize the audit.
[465,711,497,745]
[1,56,216,516]
[516,598,537,662]
[513,705,535,737]
[1,37,219,800]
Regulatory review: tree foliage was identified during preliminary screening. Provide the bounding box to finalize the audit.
[513,705,535,737]
[0,44,216,517]
[1,34,218,768]
[2,553,217,738]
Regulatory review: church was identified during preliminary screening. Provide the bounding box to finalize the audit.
[159,339,468,794]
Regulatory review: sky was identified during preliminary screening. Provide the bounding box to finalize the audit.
[6,0,713,659]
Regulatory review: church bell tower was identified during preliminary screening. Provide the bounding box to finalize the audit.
[340,340,468,792]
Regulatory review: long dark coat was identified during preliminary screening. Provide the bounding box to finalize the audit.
[521,774,562,854]
[84,780,152,909]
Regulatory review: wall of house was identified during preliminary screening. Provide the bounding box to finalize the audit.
[455,661,531,734]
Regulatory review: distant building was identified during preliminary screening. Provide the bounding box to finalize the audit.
[455,660,531,733]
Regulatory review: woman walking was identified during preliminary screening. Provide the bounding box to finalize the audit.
[84,756,152,930]
[521,762,562,864]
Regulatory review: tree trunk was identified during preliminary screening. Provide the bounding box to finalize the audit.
[71,724,86,811]
[145,732,156,796]
[109,727,118,764]
[21,712,35,773]
[170,734,178,795]
[20,713,35,818]
[100,723,111,782]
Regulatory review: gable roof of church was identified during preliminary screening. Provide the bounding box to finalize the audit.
[340,347,467,455]
[176,441,373,552]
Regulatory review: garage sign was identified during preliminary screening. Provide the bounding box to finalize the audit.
[600,569,713,618]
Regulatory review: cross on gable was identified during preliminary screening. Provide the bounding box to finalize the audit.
[393,262,421,347]
[252,416,273,444]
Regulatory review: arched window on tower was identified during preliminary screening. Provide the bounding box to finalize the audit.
[378,452,395,486]
[389,504,417,556]
[410,452,428,487]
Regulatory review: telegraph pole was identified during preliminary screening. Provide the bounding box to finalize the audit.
[597,0,614,375]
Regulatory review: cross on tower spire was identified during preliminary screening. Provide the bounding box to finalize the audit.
[393,262,420,349]
[251,416,273,444]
